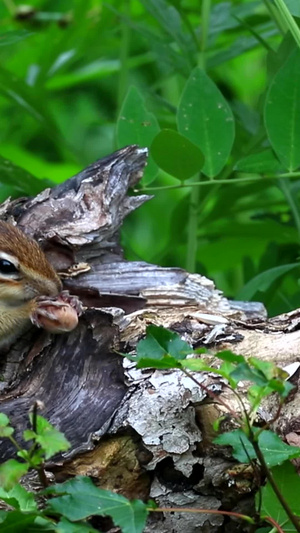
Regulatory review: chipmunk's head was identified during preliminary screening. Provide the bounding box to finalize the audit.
[0,222,62,304]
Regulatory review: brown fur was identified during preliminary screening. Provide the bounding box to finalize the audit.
[0,222,60,282]
[0,222,63,347]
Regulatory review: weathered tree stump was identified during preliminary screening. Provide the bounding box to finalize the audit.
[0,145,299,532]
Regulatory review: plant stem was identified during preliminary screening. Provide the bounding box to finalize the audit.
[181,367,242,423]
[117,1,130,112]
[199,0,211,68]
[8,435,24,453]
[2,0,15,15]
[279,178,300,241]
[270,171,300,178]
[252,439,300,532]
[234,14,274,52]
[272,0,300,49]
[224,383,249,423]
[31,401,38,433]
[149,506,255,523]
[185,0,211,272]
[30,402,49,488]
[263,0,287,34]
[137,170,300,193]
[256,401,284,436]
[264,518,284,533]
[186,177,200,272]
[37,464,49,488]
[138,177,253,192]
[153,507,282,531]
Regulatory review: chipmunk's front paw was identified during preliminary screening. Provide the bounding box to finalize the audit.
[58,291,83,315]
[30,292,82,333]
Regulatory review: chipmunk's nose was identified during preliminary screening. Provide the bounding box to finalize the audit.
[25,275,62,299]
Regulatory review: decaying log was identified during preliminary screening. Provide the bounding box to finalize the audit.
[0,145,299,532]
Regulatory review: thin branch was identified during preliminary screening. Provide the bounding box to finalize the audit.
[181,367,242,423]
[149,506,255,524]
[252,439,300,533]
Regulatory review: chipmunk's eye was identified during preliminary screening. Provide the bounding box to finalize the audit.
[0,259,18,275]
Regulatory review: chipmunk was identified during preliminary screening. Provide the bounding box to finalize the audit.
[0,221,81,350]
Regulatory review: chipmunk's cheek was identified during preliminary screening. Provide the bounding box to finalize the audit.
[33,303,79,333]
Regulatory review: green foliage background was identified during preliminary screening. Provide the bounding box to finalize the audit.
[1,0,300,316]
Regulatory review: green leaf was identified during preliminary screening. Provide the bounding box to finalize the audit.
[233,100,260,136]
[215,351,245,364]
[0,460,29,490]
[265,49,300,171]
[46,54,154,91]
[0,427,13,438]
[135,356,181,370]
[56,517,98,532]
[246,358,294,398]
[151,129,204,180]
[139,0,192,61]
[0,30,34,47]
[236,263,299,300]
[45,476,149,533]
[23,430,36,441]
[254,529,272,533]
[0,512,37,531]
[235,150,280,174]
[0,484,37,512]
[248,357,277,379]
[270,380,294,398]
[26,415,70,460]
[0,156,51,196]
[230,363,268,387]
[117,86,160,185]
[0,414,10,426]
[0,144,77,186]
[0,511,54,531]
[177,66,235,177]
[46,59,120,90]
[259,461,300,529]
[0,67,62,144]
[247,385,270,409]
[181,359,214,372]
[0,492,20,511]
[136,325,192,363]
[215,430,300,467]
[267,32,296,80]
[208,27,278,69]
[0,413,14,438]
[219,362,238,387]
[181,357,240,387]
[29,516,58,531]
[7,485,37,512]
[283,0,300,17]
[249,357,288,381]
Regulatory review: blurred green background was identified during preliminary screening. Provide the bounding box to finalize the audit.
[1,0,300,316]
